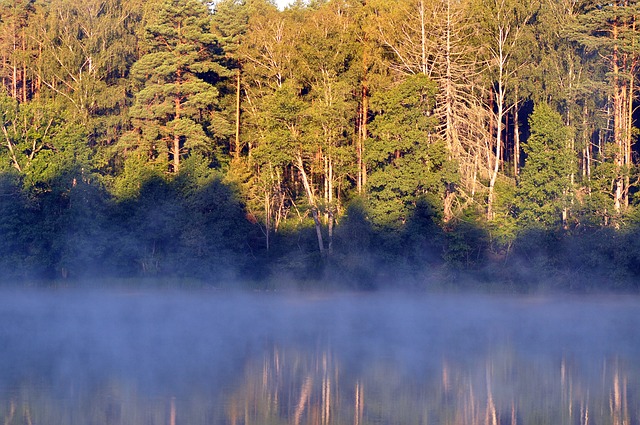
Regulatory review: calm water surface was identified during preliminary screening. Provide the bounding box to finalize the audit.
[0,290,639,425]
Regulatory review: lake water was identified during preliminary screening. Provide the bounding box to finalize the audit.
[0,290,639,425]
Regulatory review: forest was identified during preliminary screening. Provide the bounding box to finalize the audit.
[1,0,640,290]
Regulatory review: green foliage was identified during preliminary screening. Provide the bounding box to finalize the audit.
[569,2,640,59]
[402,197,445,267]
[123,0,230,173]
[0,173,31,278]
[31,0,139,125]
[334,197,373,255]
[444,219,489,269]
[110,172,252,278]
[253,81,306,166]
[54,177,114,278]
[515,103,576,229]
[3,0,640,288]
[178,174,252,278]
[367,74,458,229]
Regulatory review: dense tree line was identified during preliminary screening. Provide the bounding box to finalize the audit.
[1,0,640,289]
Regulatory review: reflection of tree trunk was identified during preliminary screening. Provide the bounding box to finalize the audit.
[610,368,629,425]
[294,376,313,425]
[582,400,589,425]
[228,399,238,425]
[322,357,331,425]
[463,381,479,425]
[354,381,363,425]
[485,365,498,425]
[24,407,32,425]
[4,399,15,425]
[561,357,572,421]
[170,397,176,425]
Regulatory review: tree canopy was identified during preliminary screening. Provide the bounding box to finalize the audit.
[1,0,640,289]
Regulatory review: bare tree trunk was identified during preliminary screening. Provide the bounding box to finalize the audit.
[584,103,592,184]
[612,17,625,215]
[173,89,182,173]
[513,97,520,176]
[487,86,503,221]
[419,0,428,75]
[328,156,334,255]
[625,69,633,209]
[296,154,325,256]
[234,67,241,159]
[22,28,27,103]
[264,189,271,251]
[358,72,368,194]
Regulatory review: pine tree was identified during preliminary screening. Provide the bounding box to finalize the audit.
[569,1,640,216]
[515,103,576,229]
[123,0,230,174]
[367,73,457,229]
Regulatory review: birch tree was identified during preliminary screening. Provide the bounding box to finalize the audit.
[29,0,139,123]
[472,0,538,220]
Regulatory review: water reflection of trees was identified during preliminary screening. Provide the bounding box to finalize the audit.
[1,347,638,425]
[224,345,638,425]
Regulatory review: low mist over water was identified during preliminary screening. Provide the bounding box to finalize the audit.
[1,290,639,424]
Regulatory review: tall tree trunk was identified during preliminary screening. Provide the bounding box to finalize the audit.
[328,155,334,255]
[296,154,325,256]
[361,85,368,191]
[625,63,634,209]
[21,28,27,103]
[173,96,181,173]
[612,9,625,215]
[513,96,520,176]
[264,189,271,251]
[583,102,591,183]
[443,0,455,157]
[419,0,428,75]
[358,45,368,194]
[488,81,504,221]
[235,67,241,159]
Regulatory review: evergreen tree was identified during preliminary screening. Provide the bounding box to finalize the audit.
[368,74,457,230]
[515,102,576,229]
[569,0,640,216]
[122,0,230,175]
